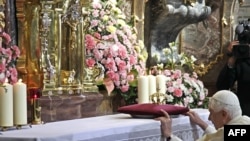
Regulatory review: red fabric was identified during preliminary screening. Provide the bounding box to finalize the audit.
[117,103,189,117]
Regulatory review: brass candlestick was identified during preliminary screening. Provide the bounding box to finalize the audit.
[31,97,42,124]
[150,87,166,105]
[29,88,43,125]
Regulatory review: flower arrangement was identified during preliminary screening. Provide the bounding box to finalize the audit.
[152,42,197,72]
[150,42,209,108]
[162,69,209,108]
[85,0,147,103]
[0,31,20,85]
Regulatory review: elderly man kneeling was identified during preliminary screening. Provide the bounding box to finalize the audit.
[156,90,250,141]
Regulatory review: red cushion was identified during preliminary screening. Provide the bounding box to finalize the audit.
[117,103,189,117]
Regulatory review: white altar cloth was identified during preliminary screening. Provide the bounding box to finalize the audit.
[0,108,211,141]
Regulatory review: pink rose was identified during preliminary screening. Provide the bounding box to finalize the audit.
[173,88,183,97]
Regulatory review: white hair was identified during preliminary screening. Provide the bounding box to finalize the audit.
[209,90,242,118]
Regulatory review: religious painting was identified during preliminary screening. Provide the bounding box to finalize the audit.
[180,4,223,75]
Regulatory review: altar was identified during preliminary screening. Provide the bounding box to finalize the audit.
[0,109,211,141]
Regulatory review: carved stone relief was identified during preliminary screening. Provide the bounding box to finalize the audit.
[181,5,221,65]
[145,0,212,66]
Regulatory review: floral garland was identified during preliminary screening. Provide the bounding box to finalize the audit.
[0,10,20,85]
[85,0,147,98]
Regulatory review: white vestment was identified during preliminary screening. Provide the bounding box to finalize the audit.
[170,115,250,141]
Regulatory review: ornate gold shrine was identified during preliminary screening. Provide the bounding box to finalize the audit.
[15,0,95,95]
[15,0,145,96]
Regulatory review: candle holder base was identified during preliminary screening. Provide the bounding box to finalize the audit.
[15,123,32,129]
[31,120,44,125]
[0,126,13,131]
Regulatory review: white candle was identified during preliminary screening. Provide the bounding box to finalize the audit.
[137,76,149,103]
[148,75,156,103]
[13,79,27,125]
[156,75,166,94]
[0,80,14,127]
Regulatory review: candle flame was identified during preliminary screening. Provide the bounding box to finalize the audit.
[18,79,23,83]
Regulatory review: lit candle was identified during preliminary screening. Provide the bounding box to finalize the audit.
[148,75,156,103]
[137,76,149,103]
[13,79,27,125]
[156,75,166,94]
[0,79,14,127]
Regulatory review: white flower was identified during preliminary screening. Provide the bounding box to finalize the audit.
[106,25,116,33]
[112,7,121,14]
[102,15,109,21]
[163,48,171,55]
[117,19,126,26]
[190,55,197,62]
[153,53,161,62]
[165,94,174,102]
[0,73,5,80]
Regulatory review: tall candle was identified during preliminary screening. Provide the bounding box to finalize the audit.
[137,76,149,103]
[148,75,156,103]
[156,75,166,94]
[0,80,14,127]
[13,79,27,125]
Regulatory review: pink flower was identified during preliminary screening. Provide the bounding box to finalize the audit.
[92,10,100,17]
[11,45,20,59]
[0,61,6,72]
[116,58,127,71]
[85,34,97,50]
[129,54,137,65]
[1,32,11,44]
[118,45,128,59]
[84,0,146,97]
[90,20,99,27]
[92,3,102,9]
[0,31,20,85]
[93,48,104,61]
[167,86,174,93]
[172,70,182,79]
[94,32,101,39]
[86,58,96,67]
[9,67,18,84]
[173,88,183,97]
[120,83,129,92]
[106,70,118,81]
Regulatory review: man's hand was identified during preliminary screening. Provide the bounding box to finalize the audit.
[155,109,172,137]
[227,40,239,53]
[227,41,238,67]
[186,110,208,130]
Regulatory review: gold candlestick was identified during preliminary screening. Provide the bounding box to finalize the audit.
[29,88,43,125]
[31,97,42,124]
